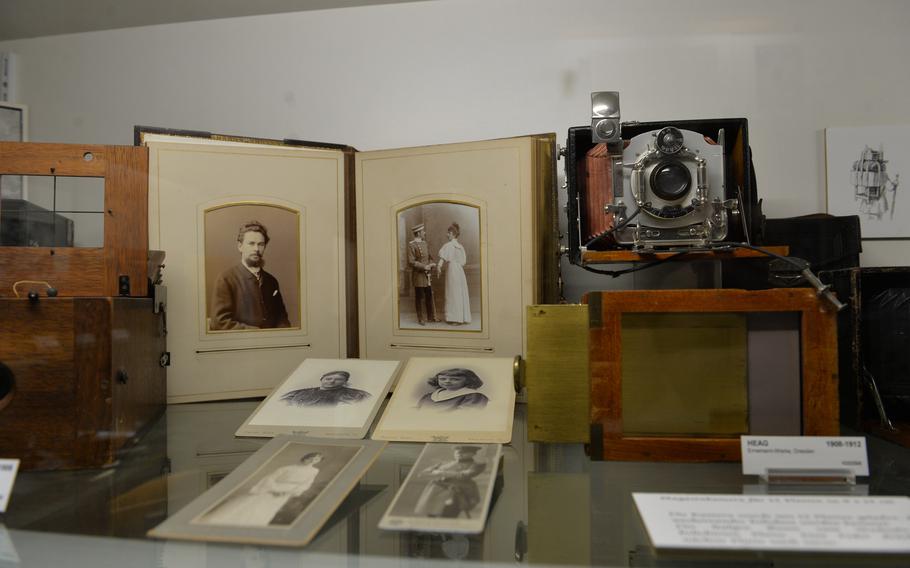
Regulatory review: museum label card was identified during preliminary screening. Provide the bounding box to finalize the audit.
[371,357,517,443]
[633,493,910,553]
[236,358,401,439]
[740,436,869,476]
[0,459,19,512]
[379,443,502,534]
[0,524,20,564]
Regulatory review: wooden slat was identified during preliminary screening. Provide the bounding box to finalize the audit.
[0,248,106,297]
[0,141,109,176]
[582,245,790,264]
[104,145,149,297]
[73,298,114,467]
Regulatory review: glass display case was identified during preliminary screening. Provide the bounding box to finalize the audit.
[2,401,909,568]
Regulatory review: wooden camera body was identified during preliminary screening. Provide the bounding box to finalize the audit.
[0,142,165,470]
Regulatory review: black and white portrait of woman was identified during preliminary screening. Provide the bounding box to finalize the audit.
[371,357,516,443]
[281,370,371,407]
[416,368,489,411]
[199,451,325,527]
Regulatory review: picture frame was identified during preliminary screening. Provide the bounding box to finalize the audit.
[140,130,351,402]
[395,199,484,332]
[825,125,909,239]
[379,443,502,534]
[236,358,401,439]
[0,102,26,143]
[148,436,385,547]
[371,357,518,443]
[356,134,558,361]
[585,288,839,462]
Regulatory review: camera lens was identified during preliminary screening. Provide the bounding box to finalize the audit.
[650,160,691,201]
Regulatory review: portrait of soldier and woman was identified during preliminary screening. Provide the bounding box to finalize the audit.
[398,202,481,331]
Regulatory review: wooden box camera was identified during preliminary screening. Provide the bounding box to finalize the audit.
[0,297,166,470]
[0,142,165,470]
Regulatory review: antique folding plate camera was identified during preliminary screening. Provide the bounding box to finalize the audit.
[564,91,761,262]
[584,288,839,462]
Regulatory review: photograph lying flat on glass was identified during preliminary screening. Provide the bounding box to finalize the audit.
[371,357,517,443]
[379,443,502,534]
[236,358,401,439]
[204,202,302,333]
[148,436,385,547]
[396,200,482,331]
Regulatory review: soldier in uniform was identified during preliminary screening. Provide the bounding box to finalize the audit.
[407,223,439,325]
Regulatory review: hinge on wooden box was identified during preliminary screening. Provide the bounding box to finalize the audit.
[118,275,130,296]
[159,352,171,368]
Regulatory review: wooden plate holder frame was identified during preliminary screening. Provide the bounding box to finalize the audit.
[0,142,149,297]
[584,288,839,462]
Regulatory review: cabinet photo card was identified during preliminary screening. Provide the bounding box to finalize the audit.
[203,202,302,333]
[379,443,502,534]
[397,200,482,332]
[148,436,385,547]
[236,358,401,439]
[371,357,517,443]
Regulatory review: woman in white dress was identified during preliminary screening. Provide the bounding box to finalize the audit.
[437,222,471,325]
[201,452,323,526]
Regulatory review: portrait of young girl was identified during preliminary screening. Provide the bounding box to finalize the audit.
[416,368,489,411]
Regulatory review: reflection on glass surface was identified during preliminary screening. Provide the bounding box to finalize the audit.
[0,175,104,247]
[3,402,909,568]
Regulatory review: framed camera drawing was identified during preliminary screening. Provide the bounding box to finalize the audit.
[148,436,385,547]
[372,356,518,443]
[585,288,839,462]
[356,134,558,361]
[236,358,401,439]
[141,130,350,402]
[826,125,909,238]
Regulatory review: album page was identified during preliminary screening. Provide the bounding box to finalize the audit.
[355,134,556,362]
[145,135,347,402]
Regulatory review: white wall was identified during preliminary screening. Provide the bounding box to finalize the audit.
[2,0,908,266]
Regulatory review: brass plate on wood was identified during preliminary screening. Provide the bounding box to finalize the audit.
[526,304,589,443]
